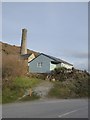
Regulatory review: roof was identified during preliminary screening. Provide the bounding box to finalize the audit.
[29,53,73,66]
[21,54,32,59]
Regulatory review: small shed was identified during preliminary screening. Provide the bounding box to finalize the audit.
[28,53,73,73]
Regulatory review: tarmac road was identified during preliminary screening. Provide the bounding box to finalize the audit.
[2,99,88,118]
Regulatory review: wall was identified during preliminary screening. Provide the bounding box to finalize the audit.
[29,54,53,73]
[56,63,62,68]
[50,62,73,70]
[61,63,73,69]
[50,63,56,71]
[28,54,35,62]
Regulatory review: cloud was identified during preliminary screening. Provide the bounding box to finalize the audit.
[61,50,88,71]
[63,50,88,59]
[73,60,88,71]
[71,52,88,59]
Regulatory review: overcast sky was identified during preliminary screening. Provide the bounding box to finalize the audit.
[2,2,88,71]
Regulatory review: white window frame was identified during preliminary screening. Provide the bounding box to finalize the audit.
[37,62,43,68]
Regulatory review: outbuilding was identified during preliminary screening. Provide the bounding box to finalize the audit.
[28,53,73,73]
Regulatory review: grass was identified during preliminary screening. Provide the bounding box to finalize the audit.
[20,93,40,102]
[47,78,88,99]
[2,77,42,104]
[2,73,89,103]
[0,93,2,104]
[47,82,71,99]
[12,77,42,89]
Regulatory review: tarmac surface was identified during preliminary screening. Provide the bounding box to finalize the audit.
[2,99,88,118]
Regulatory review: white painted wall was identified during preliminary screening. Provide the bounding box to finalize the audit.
[28,53,35,62]
[28,54,35,66]
[56,63,61,68]
[61,63,73,69]
[50,62,73,71]
[50,63,56,71]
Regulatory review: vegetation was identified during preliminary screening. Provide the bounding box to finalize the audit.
[20,92,40,102]
[47,67,90,98]
[2,53,42,104]
[2,55,28,78]
[2,77,42,103]
[2,42,39,57]
[2,42,90,102]
[0,93,2,104]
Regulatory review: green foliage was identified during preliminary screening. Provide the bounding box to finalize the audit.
[2,87,20,104]
[2,77,42,104]
[0,93,2,104]
[12,77,41,89]
[50,67,67,81]
[48,82,72,99]
[54,67,67,74]
[71,77,88,97]
[48,76,89,98]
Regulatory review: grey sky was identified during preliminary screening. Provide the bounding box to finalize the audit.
[2,2,88,70]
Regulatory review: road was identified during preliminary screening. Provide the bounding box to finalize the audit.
[2,99,88,118]
[0,104,2,119]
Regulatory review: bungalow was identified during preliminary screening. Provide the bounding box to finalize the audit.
[28,53,73,73]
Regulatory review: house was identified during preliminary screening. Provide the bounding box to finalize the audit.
[28,53,73,73]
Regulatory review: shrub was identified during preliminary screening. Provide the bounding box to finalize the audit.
[48,76,89,99]
[50,67,68,81]
[71,77,88,97]
[54,67,67,74]
[48,82,71,99]
[2,77,42,103]
[2,55,27,79]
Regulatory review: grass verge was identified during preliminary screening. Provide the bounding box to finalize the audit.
[20,93,40,102]
[0,94,2,104]
[47,77,88,99]
[2,77,42,104]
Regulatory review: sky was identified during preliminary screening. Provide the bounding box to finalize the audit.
[2,2,88,71]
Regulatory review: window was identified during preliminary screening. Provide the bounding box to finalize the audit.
[37,62,43,67]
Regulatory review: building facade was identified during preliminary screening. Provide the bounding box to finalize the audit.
[29,53,73,73]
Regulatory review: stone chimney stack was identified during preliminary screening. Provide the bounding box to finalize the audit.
[20,28,27,55]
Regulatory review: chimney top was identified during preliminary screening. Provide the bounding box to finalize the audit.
[22,28,27,30]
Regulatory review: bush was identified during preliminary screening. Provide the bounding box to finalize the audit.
[50,67,68,81]
[2,55,27,79]
[48,82,71,99]
[70,77,88,97]
[48,76,89,99]
[54,67,67,74]
[2,77,42,103]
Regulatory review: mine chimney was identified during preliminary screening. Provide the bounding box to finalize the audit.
[20,28,27,55]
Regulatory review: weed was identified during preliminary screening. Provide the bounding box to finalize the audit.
[2,77,42,104]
